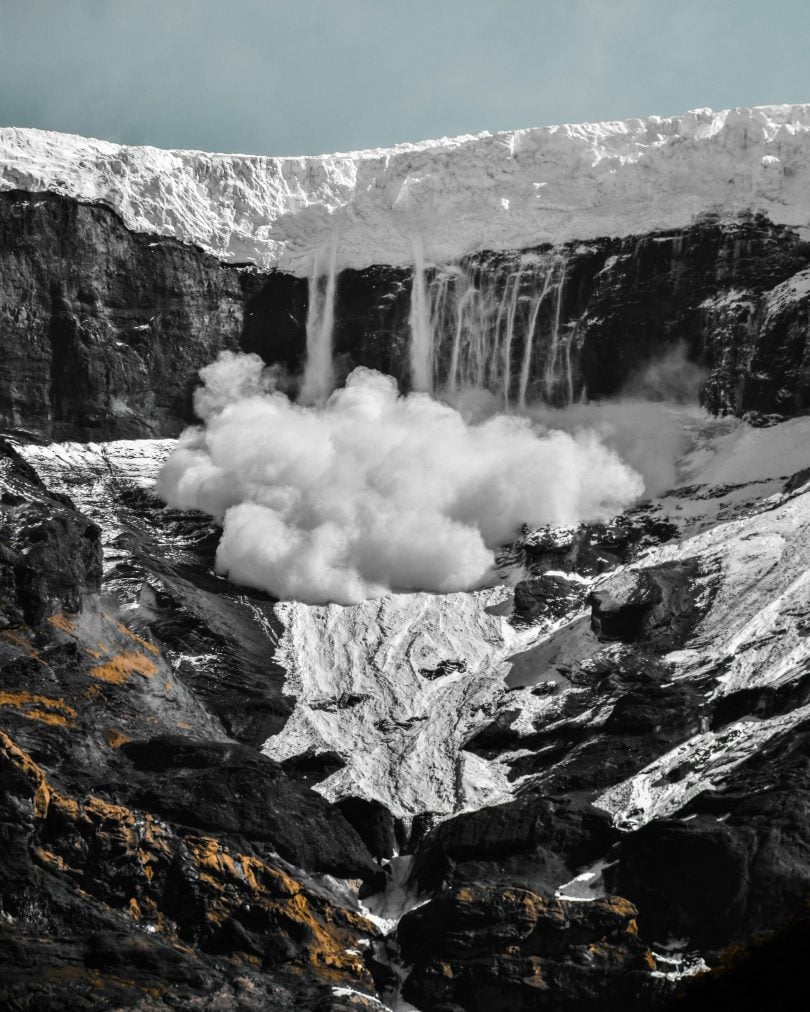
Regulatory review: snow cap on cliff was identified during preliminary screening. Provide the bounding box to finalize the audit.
[2,104,810,274]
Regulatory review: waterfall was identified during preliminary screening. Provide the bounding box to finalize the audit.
[517,270,552,408]
[408,235,433,392]
[543,260,568,400]
[412,251,573,406]
[300,232,339,405]
[501,271,521,405]
[299,236,576,407]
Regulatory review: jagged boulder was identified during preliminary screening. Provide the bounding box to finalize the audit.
[409,794,615,895]
[513,574,585,625]
[588,559,701,648]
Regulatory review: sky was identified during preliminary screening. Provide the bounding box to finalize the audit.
[1,0,808,156]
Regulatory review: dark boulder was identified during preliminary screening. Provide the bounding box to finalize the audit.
[610,790,810,949]
[409,794,616,895]
[334,796,398,861]
[513,574,586,625]
[588,559,702,648]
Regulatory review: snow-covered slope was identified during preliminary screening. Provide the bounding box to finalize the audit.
[596,479,810,829]
[2,104,810,274]
[268,589,523,817]
[21,415,808,830]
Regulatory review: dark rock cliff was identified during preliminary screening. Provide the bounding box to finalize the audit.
[0,190,302,439]
[2,191,809,441]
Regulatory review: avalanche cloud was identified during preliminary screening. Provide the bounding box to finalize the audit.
[158,352,645,605]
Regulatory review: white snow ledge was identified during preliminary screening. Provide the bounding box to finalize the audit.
[2,104,810,275]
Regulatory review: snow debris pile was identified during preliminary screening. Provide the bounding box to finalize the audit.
[157,352,646,605]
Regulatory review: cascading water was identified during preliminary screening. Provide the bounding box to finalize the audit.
[408,235,433,392]
[300,231,339,405]
[543,259,569,401]
[419,252,574,406]
[299,240,577,408]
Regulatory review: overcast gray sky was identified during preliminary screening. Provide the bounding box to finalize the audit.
[1,0,808,156]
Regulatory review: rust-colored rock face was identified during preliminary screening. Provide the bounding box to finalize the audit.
[0,442,384,1010]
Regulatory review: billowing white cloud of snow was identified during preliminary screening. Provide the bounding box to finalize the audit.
[158,352,652,605]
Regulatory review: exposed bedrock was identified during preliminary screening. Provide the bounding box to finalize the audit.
[0,443,387,1008]
[0,189,302,440]
[588,559,702,648]
[2,190,810,438]
[0,438,101,626]
[397,885,658,1012]
[408,794,616,896]
[609,722,810,951]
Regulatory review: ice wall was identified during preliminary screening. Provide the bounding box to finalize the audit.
[2,104,810,275]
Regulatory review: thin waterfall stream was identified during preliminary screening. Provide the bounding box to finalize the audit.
[300,230,339,405]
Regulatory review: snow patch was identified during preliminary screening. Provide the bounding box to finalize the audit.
[264,586,542,816]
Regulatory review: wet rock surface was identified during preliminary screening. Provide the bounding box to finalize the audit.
[3,192,810,441]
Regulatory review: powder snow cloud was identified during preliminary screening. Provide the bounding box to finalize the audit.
[157,352,649,605]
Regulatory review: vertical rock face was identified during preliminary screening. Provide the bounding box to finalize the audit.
[0,190,303,439]
[377,216,810,410]
[397,886,657,1012]
[3,190,810,442]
